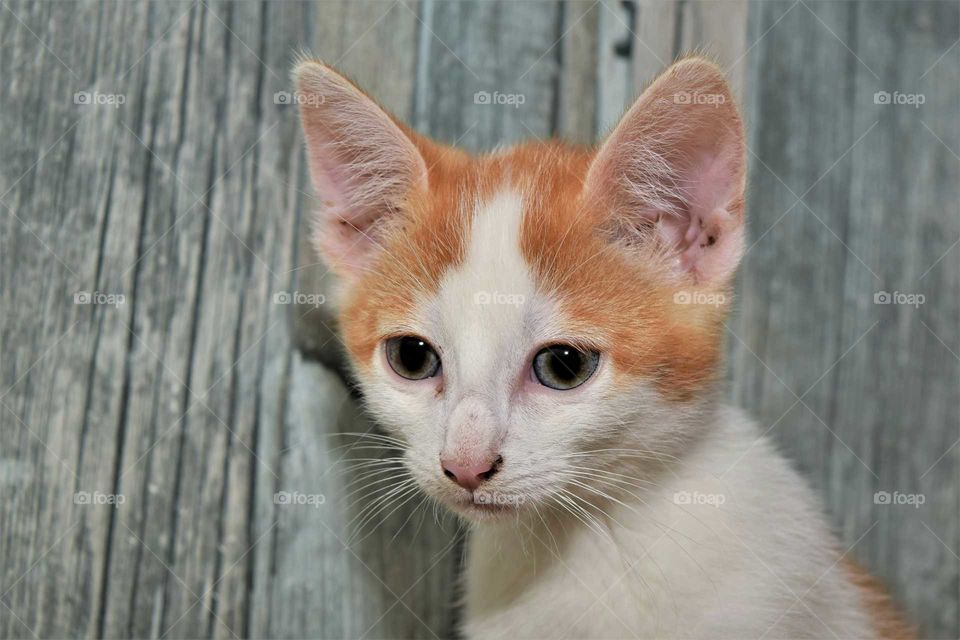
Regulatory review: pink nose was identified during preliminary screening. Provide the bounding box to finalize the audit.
[440,456,500,491]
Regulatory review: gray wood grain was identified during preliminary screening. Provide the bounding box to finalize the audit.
[677,0,748,98]
[727,1,959,636]
[0,1,956,638]
[555,1,601,144]
[412,0,562,151]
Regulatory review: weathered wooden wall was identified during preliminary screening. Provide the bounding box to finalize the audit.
[1,1,956,638]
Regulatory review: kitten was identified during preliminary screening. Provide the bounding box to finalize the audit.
[294,56,911,639]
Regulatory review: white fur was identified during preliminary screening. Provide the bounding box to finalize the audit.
[354,186,875,639]
[462,407,874,639]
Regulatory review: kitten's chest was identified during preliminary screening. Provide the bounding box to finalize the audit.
[460,509,722,638]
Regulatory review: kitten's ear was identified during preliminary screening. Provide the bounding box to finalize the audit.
[584,57,746,286]
[294,60,428,277]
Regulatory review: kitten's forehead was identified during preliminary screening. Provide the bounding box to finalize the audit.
[429,187,547,389]
[435,188,531,320]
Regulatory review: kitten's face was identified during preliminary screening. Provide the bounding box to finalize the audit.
[295,57,745,521]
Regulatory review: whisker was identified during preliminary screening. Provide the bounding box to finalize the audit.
[565,465,656,487]
[347,479,420,542]
[562,448,679,463]
[341,471,410,502]
[553,489,607,540]
[392,493,430,544]
[353,483,424,545]
[328,431,407,445]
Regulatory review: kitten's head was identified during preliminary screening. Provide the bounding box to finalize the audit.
[295,57,745,522]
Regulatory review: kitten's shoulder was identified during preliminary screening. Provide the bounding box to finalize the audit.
[694,404,835,523]
[684,404,912,638]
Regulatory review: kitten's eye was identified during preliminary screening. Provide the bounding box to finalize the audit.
[385,336,441,380]
[532,345,599,390]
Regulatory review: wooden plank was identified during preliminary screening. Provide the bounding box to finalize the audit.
[412,0,562,151]
[727,2,959,637]
[0,1,187,637]
[246,2,330,636]
[559,0,676,142]
[596,0,644,132]
[677,0,749,97]
[630,0,680,102]
[555,0,601,143]
[81,1,301,637]
[834,2,959,635]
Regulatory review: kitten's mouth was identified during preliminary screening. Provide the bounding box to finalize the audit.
[448,490,525,520]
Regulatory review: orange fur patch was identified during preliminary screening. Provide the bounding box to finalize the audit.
[513,143,729,400]
[843,559,915,639]
[339,136,474,366]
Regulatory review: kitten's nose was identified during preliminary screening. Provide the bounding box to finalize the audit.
[440,455,501,491]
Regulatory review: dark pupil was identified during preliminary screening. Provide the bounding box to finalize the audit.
[399,337,430,374]
[548,348,583,382]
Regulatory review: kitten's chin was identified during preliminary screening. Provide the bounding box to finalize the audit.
[440,492,527,523]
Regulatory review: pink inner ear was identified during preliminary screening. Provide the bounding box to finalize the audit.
[656,150,744,284]
[305,121,425,273]
[307,140,406,273]
[296,61,428,277]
